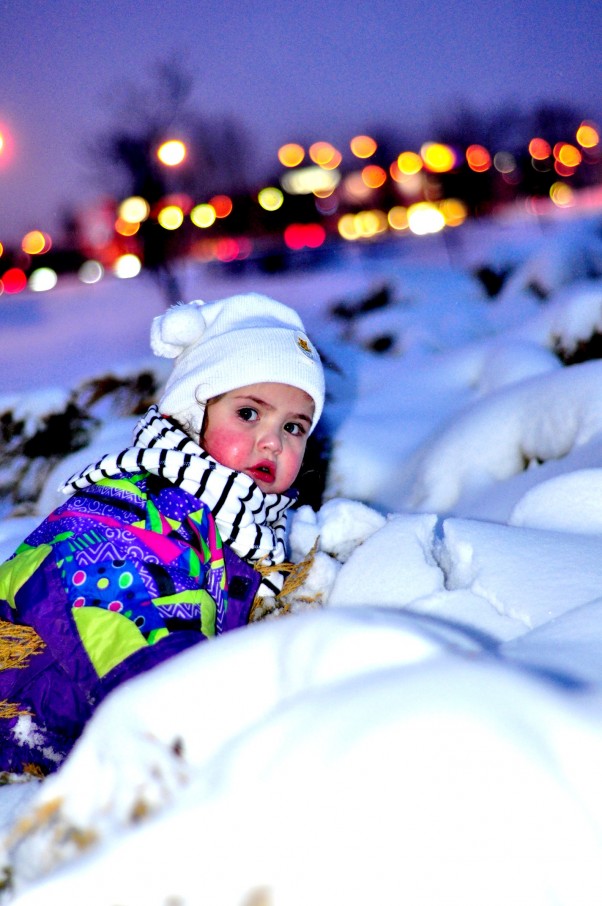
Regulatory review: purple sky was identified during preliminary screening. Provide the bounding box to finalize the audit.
[1,0,600,244]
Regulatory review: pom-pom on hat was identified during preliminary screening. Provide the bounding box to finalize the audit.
[151,293,325,438]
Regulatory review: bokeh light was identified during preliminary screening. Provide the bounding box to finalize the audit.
[29,267,58,292]
[113,254,142,278]
[420,143,456,173]
[278,143,305,167]
[528,138,552,160]
[158,205,184,230]
[341,172,374,202]
[22,230,51,254]
[118,196,150,223]
[190,204,217,228]
[157,139,187,166]
[309,141,340,168]
[550,181,574,207]
[281,167,340,195]
[576,122,600,149]
[553,143,582,167]
[397,151,423,175]
[283,223,326,250]
[337,210,387,241]
[407,202,445,235]
[258,187,284,211]
[439,198,468,227]
[78,260,104,284]
[493,151,516,173]
[209,195,233,218]
[1,268,27,294]
[466,144,492,173]
[0,122,14,168]
[350,135,377,159]
[361,165,387,189]
[115,218,140,237]
[387,206,409,231]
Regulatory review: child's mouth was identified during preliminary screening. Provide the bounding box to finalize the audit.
[248,462,276,484]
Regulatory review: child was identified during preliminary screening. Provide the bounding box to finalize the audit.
[0,293,325,775]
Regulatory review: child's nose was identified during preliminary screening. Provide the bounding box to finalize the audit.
[259,427,283,453]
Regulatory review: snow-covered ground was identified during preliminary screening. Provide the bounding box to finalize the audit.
[3,209,602,904]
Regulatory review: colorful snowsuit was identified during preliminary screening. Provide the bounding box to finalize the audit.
[0,470,260,775]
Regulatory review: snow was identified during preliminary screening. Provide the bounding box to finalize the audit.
[4,211,602,903]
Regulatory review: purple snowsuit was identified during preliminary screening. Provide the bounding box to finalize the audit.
[0,470,260,775]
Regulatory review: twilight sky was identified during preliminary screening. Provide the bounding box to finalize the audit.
[0,0,600,245]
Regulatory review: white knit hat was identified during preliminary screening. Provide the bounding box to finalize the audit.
[151,293,325,437]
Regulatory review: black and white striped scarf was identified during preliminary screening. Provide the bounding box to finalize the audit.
[61,405,296,597]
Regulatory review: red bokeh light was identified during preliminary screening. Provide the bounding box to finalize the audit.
[284,223,326,250]
[1,268,27,294]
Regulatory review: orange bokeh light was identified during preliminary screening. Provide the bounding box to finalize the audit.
[209,195,233,218]
[466,144,492,173]
[21,230,52,254]
[528,138,551,160]
[349,135,377,158]
[361,164,387,188]
[309,141,339,168]
[278,143,305,167]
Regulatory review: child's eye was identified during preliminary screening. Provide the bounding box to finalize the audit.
[237,407,258,422]
[284,421,306,437]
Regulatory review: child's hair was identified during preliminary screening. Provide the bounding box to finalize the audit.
[151,294,325,439]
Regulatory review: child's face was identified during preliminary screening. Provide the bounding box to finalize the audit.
[202,382,315,494]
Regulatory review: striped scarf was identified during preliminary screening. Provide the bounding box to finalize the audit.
[61,406,296,597]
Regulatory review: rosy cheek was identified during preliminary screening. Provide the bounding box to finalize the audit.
[203,428,247,471]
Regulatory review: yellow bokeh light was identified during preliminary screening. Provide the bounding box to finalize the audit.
[387,206,409,231]
[338,213,359,241]
[278,143,305,167]
[397,151,423,176]
[350,135,377,159]
[190,204,217,229]
[157,140,187,167]
[337,210,387,241]
[258,187,284,211]
[0,241,3,257]
[439,198,468,227]
[361,165,387,188]
[22,230,51,255]
[554,143,582,167]
[158,205,184,230]
[420,143,456,173]
[407,201,445,235]
[113,254,142,279]
[576,122,600,149]
[118,196,150,224]
[550,181,574,207]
